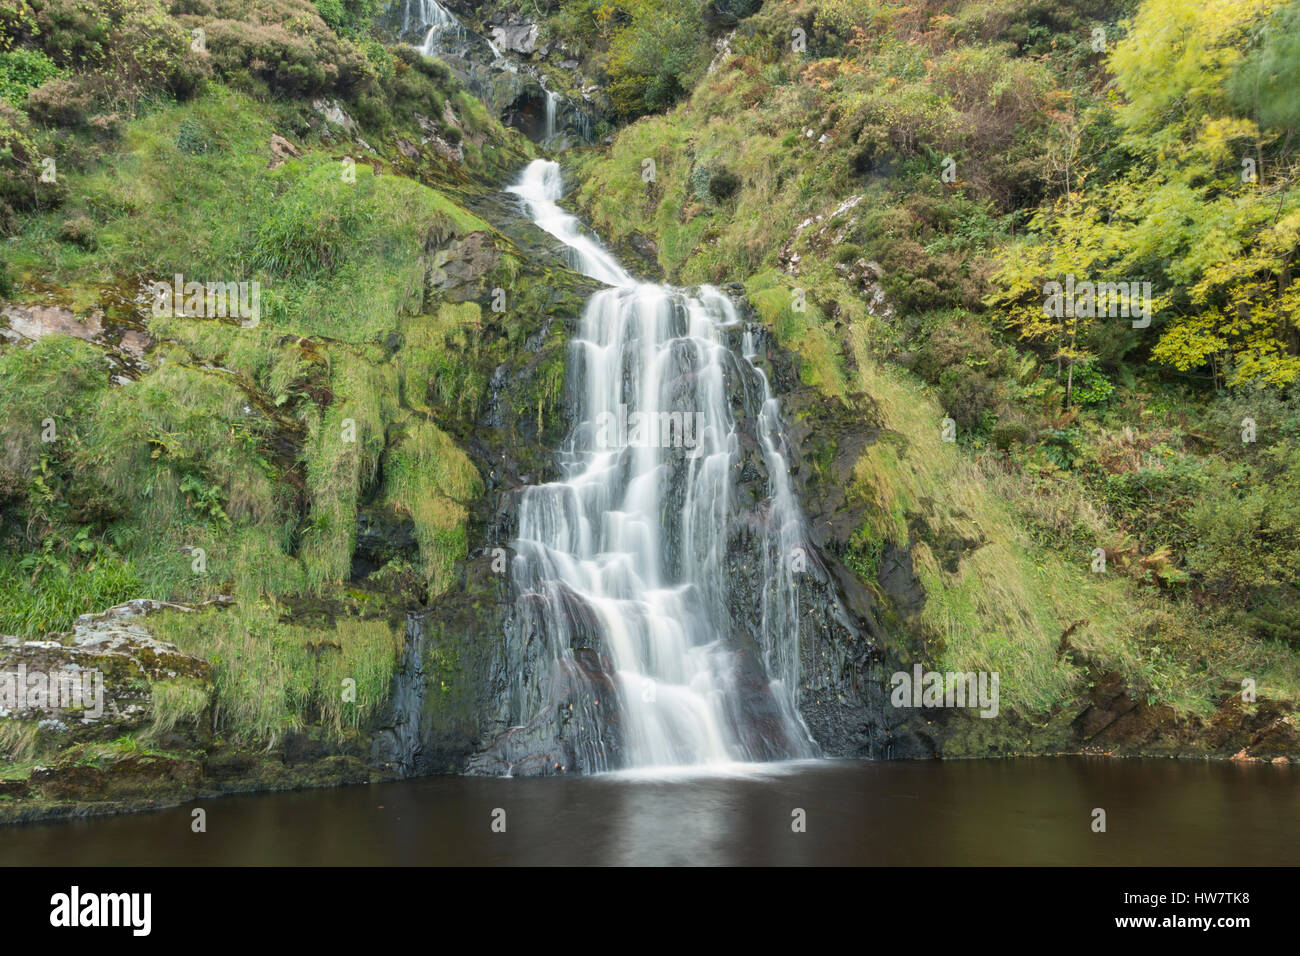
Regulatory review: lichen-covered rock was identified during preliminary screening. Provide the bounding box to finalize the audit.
[488,20,540,54]
[1,600,213,737]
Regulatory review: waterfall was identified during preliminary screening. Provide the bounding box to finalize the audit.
[543,89,559,143]
[405,0,465,57]
[403,1,595,145]
[497,160,817,771]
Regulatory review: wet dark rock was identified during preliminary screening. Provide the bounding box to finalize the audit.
[352,506,419,580]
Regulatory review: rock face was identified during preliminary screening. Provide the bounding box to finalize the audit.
[733,315,931,759]
[1,303,103,343]
[1,601,216,812]
[1,301,153,370]
[427,232,501,300]
[310,98,360,135]
[1,600,213,735]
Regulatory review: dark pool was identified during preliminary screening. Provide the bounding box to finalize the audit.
[2,757,1295,866]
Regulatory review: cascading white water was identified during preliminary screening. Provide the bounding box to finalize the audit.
[543,89,559,143]
[404,0,464,56]
[503,160,816,770]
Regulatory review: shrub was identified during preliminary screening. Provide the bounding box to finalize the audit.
[311,0,379,38]
[0,46,62,107]
[914,317,1007,385]
[992,418,1030,451]
[707,165,740,201]
[23,75,92,126]
[606,0,706,118]
[86,110,125,139]
[1187,445,1300,600]
[58,213,95,248]
[393,45,451,83]
[178,0,375,98]
[31,0,208,105]
[941,367,998,432]
[1070,363,1115,406]
[0,101,44,210]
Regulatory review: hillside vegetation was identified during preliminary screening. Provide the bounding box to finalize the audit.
[0,0,555,763]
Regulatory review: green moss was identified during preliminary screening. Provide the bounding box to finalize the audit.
[745,269,847,399]
[399,301,489,420]
[150,603,402,742]
[300,351,392,593]
[381,418,483,601]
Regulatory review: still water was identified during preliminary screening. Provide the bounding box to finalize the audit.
[2,758,1295,866]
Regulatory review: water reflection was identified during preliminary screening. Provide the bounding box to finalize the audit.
[2,758,1294,866]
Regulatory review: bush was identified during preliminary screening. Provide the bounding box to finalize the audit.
[311,0,379,38]
[1072,362,1115,406]
[0,101,44,211]
[58,213,95,248]
[0,46,62,107]
[86,110,125,139]
[913,318,1007,385]
[992,418,1030,451]
[23,75,92,126]
[941,367,997,432]
[180,0,375,99]
[707,166,740,202]
[1187,445,1300,600]
[606,0,706,118]
[393,45,451,83]
[31,0,208,105]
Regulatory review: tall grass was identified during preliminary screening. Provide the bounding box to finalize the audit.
[745,269,848,399]
[382,418,482,601]
[0,554,140,638]
[300,350,393,593]
[146,678,211,741]
[150,604,403,743]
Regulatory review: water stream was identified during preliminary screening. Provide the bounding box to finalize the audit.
[495,160,816,771]
[406,0,466,57]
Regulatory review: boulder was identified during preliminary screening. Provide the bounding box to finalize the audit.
[489,21,539,54]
